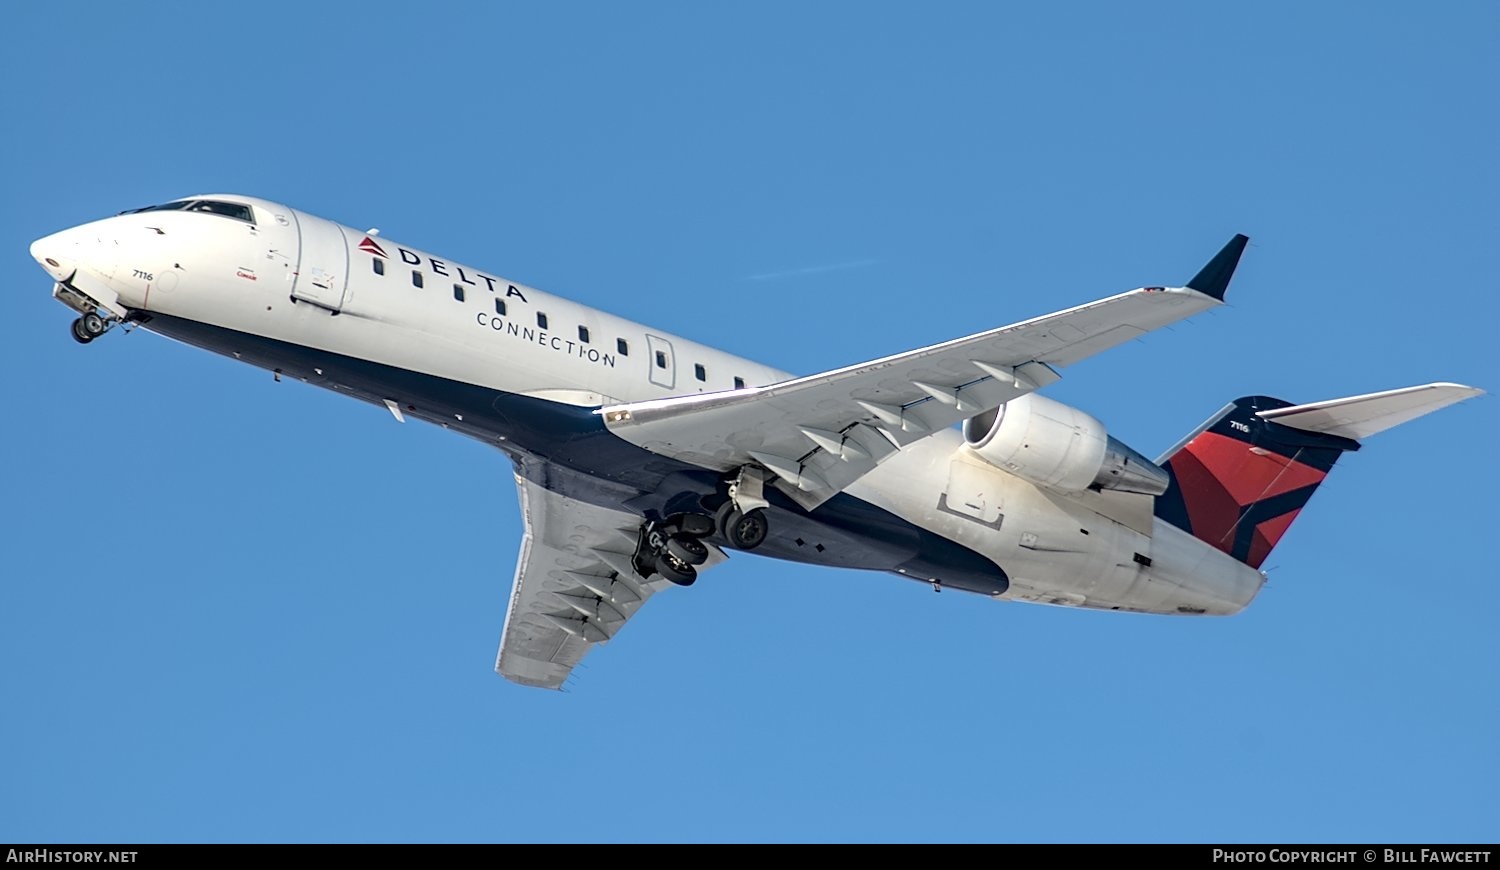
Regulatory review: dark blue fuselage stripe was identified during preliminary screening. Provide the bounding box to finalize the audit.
[140,313,1009,595]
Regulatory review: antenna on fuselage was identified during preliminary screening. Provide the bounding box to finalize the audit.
[366,228,380,237]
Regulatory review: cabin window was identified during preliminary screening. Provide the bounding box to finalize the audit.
[494,299,506,316]
[655,350,667,369]
[578,325,590,343]
[694,363,707,382]
[616,338,629,355]
[453,284,465,302]
[537,312,548,329]
[734,376,746,389]
[411,270,424,289]
[372,258,385,276]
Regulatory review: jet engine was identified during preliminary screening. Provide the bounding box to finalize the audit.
[962,394,1171,496]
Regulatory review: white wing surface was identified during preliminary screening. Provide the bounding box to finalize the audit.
[1256,382,1484,440]
[496,469,723,689]
[603,266,1238,509]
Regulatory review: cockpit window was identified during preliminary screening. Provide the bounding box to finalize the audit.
[122,200,193,214]
[120,199,255,224]
[187,200,255,223]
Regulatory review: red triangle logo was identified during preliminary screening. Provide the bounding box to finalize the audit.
[359,237,388,258]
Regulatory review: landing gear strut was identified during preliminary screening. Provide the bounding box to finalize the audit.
[636,513,714,586]
[69,311,112,344]
[717,466,771,551]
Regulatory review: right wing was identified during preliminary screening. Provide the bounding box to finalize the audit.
[601,235,1248,510]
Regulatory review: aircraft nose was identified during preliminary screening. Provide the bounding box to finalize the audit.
[31,229,81,282]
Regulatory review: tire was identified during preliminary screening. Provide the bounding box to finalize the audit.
[722,508,769,551]
[666,535,709,566]
[70,318,94,344]
[81,312,107,337]
[655,553,698,586]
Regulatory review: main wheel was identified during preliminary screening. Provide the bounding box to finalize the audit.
[666,535,708,566]
[81,312,107,338]
[70,318,94,344]
[721,507,769,551]
[655,553,698,586]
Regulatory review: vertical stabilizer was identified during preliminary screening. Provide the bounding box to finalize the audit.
[1153,383,1481,568]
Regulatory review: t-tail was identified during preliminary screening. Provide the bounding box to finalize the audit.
[1154,383,1482,568]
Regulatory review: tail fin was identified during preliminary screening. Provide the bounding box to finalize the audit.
[1154,383,1482,568]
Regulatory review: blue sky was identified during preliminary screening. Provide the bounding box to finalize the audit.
[2,2,1495,843]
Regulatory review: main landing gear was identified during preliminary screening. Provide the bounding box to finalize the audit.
[70,311,113,344]
[716,502,769,550]
[633,468,775,586]
[636,514,715,587]
[717,464,770,551]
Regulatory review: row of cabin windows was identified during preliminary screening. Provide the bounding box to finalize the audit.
[375,258,748,389]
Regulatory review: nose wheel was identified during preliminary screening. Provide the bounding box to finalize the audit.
[69,311,112,344]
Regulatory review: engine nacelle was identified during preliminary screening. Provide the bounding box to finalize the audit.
[962,394,1170,496]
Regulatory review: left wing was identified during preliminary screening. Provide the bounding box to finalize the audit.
[601,235,1247,510]
[496,467,723,689]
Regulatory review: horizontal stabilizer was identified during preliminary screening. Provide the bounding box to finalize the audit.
[1257,382,1484,440]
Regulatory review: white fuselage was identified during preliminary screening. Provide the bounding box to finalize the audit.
[30,195,1265,615]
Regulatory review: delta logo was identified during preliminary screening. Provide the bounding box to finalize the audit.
[359,237,388,258]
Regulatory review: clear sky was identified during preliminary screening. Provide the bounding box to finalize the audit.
[2,1,1495,844]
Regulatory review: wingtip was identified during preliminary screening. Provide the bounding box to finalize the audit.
[1186,233,1249,301]
[1433,381,1485,397]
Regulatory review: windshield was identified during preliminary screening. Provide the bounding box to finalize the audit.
[122,200,192,214]
[120,199,255,224]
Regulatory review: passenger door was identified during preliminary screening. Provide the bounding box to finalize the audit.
[289,210,349,312]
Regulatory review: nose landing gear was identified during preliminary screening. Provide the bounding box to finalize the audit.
[54,278,122,345]
[69,311,113,344]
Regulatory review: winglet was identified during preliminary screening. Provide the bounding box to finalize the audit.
[1186,234,1249,301]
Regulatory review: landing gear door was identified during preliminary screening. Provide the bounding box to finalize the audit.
[646,334,676,390]
[290,211,349,312]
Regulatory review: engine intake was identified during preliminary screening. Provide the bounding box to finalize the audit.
[963,394,1170,496]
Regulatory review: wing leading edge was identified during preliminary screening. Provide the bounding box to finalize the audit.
[601,236,1247,509]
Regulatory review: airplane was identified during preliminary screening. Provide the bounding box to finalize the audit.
[29,195,1482,689]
